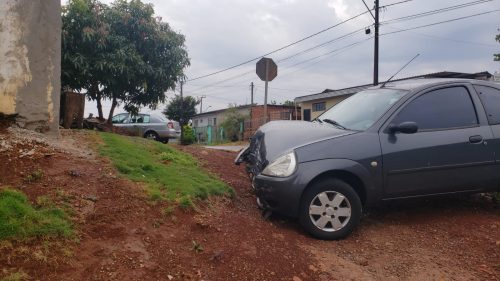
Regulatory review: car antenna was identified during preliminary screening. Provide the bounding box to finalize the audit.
[381,54,420,88]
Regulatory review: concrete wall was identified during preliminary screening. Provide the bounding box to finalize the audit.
[0,0,61,134]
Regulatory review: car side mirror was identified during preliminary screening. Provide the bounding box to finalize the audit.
[388,121,418,134]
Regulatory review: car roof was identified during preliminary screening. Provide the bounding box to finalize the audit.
[367,78,500,92]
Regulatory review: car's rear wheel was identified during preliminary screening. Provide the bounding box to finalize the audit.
[299,178,362,240]
[144,131,159,141]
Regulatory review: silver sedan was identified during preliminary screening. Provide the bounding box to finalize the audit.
[111,113,180,143]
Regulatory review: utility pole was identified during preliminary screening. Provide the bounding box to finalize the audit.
[250,82,254,131]
[199,95,206,113]
[250,82,254,106]
[374,0,379,85]
[180,80,184,142]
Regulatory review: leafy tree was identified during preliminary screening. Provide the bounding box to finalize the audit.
[62,0,109,119]
[495,29,500,61]
[163,95,199,126]
[282,100,295,106]
[221,105,247,142]
[62,0,190,123]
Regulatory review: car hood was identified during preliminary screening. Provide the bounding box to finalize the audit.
[238,120,356,173]
[259,120,356,161]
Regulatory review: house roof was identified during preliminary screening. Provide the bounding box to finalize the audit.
[192,104,298,118]
[294,71,493,103]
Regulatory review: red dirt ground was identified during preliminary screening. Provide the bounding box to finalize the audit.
[0,129,499,281]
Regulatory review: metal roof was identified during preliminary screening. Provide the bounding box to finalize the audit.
[294,71,493,103]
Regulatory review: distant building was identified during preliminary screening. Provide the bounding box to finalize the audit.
[192,104,300,143]
[295,71,493,121]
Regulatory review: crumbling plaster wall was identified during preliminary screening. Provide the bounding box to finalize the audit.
[0,0,61,134]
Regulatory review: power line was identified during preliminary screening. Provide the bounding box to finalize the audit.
[381,9,500,36]
[381,0,413,8]
[384,25,498,47]
[187,5,500,99]
[277,27,368,63]
[278,39,372,79]
[187,27,369,94]
[186,10,370,82]
[184,0,415,88]
[381,0,493,25]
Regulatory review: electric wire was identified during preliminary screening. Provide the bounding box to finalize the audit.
[380,0,493,25]
[186,10,371,82]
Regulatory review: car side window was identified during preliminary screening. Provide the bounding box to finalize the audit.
[112,114,128,124]
[474,85,500,125]
[142,115,150,123]
[391,86,478,131]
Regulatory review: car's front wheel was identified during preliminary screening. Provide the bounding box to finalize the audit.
[299,178,362,240]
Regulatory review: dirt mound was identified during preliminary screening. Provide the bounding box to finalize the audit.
[1,130,498,281]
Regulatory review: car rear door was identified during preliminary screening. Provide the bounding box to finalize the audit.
[379,84,496,198]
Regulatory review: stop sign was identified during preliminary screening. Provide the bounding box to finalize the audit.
[256,58,277,82]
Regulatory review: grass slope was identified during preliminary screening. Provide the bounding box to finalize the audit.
[99,133,233,206]
[0,189,72,240]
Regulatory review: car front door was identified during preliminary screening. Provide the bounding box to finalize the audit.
[379,85,496,198]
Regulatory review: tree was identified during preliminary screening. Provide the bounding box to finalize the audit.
[495,29,500,61]
[282,100,295,106]
[163,95,199,126]
[221,105,247,142]
[62,0,190,123]
[62,0,110,119]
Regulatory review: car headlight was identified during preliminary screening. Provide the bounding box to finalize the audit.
[261,152,296,177]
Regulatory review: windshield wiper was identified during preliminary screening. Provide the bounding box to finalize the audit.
[322,119,347,130]
[312,118,323,123]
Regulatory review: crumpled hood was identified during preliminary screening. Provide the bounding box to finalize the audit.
[256,120,356,163]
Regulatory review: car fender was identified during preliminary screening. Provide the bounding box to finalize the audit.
[296,158,379,207]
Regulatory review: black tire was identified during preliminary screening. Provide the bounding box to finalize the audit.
[162,138,170,144]
[299,178,362,240]
[144,131,159,141]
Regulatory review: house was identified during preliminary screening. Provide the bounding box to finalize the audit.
[295,71,493,121]
[192,104,301,143]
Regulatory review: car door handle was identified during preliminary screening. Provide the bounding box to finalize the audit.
[469,135,483,144]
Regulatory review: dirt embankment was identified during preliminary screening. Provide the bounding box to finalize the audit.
[0,129,499,281]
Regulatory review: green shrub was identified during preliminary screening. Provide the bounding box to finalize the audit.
[181,125,195,145]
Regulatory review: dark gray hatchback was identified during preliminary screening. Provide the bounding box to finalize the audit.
[235,78,500,240]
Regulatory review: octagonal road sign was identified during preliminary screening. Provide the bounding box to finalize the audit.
[256,58,278,82]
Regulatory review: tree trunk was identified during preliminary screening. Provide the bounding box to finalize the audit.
[90,83,104,120]
[106,96,118,124]
[96,92,104,120]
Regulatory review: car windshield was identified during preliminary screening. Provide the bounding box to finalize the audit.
[316,88,408,131]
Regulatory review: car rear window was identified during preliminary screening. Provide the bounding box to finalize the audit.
[474,85,500,125]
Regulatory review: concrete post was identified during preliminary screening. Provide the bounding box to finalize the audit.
[0,0,62,134]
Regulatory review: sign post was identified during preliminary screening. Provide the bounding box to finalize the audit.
[256,58,277,123]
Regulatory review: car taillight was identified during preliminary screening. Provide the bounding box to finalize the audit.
[167,122,174,129]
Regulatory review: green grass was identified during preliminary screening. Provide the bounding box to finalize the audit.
[0,189,72,240]
[98,133,233,206]
[0,271,29,281]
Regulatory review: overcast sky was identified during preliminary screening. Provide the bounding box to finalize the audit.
[77,0,500,116]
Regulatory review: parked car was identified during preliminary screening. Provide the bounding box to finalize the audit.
[111,113,180,143]
[235,78,500,240]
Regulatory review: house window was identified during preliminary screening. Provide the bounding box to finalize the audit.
[312,102,326,112]
[213,117,217,126]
